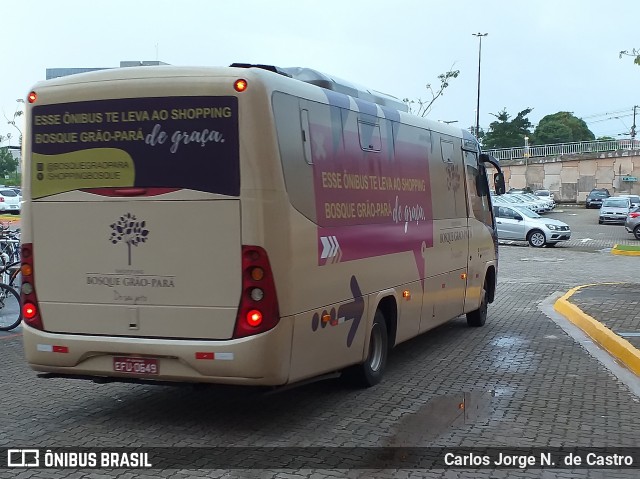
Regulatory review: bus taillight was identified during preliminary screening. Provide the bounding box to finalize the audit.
[23,303,37,319]
[21,243,44,330]
[246,310,263,327]
[233,245,280,338]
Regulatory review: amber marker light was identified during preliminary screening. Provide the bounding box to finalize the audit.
[21,264,33,276]
[28,91,37,103]
[250,267,264,281]
[234,79,248,92]
[461,273,468,280]
[402,290,411,300]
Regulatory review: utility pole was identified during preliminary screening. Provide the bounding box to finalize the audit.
[472,32,488,139]
[632,105,638,147]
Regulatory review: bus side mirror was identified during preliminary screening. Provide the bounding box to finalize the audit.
[494,172,506,195]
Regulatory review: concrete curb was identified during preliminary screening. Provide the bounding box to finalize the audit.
[554,283,640,376]
[611,244,640,256]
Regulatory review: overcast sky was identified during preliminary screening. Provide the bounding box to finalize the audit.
[2,0,639,147]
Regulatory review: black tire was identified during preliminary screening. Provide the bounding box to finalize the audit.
[343,309,388,387]
[634,225,640,241]
[467,281,488,327]
[8,265,21,293]
[527,230,546,248]
[0,283,22,331]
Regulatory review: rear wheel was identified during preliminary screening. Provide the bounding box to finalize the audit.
[527,230,545,248]
[634,225,640,241]
[467,280,488,327]
[343,309,388,387]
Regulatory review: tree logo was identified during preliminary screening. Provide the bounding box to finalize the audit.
[109,213,149,265]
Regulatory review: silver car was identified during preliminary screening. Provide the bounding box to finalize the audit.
[624,207,640,240]
[493,205,571,247]
[598,197,631,225]
[617,194,640,209]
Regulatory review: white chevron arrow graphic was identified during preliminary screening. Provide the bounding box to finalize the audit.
[320,236,331,259]
[320,236,340,259]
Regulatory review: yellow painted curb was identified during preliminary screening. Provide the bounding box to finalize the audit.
[611,244,640,256]
[554,283,640,376]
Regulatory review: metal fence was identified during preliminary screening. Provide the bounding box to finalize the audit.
[486,139,640,161]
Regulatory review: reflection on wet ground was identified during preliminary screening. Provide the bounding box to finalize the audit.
[388,391,501,446]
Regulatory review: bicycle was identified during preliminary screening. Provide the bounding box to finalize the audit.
[0,225,20,265]
[0,253,21,292]
[0,282,21,331]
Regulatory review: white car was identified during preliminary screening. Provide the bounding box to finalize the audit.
[0,188,20,214]
[493,205,571,247]
[493,193,543,213]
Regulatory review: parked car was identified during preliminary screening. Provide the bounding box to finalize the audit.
[521,192,553,212]
[493,205,571,247]
[10,188,21,203]
[507,187,533,194]
[585,189,611,208]
[0,188,20,214]
[598,197,631,224]
[534,189,555,201]
[493,193,543,213]
[625,207,640,240]
[616,194,640,209]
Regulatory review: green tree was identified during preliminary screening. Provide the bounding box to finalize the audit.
[480,108,534,149]
[403,67,460,117]
[0,147,18,178]
[619,48,640,65]
[533,112,594,144]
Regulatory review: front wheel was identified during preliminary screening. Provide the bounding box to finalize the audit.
[343,310,388,387]
[634,225,640,241]
[467,281,488,327]
[0,283,22,331]
[527,230,546,248]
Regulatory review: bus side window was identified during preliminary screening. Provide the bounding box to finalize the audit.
[301,109,312,164]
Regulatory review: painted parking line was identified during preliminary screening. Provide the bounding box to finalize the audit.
[554,283,640,376]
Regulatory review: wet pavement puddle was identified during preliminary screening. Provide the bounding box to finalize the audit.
[388,391,503,446]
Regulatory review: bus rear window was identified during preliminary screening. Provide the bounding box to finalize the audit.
[30,96,239,199]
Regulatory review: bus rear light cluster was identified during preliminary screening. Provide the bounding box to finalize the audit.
[20,243,43,330]
[233,245,280,338]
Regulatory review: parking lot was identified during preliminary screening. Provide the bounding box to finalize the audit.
[1,206,639,478]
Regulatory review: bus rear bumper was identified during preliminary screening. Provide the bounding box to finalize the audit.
[22,318,294,386]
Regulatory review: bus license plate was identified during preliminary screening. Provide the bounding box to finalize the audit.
[113,357,159,375]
